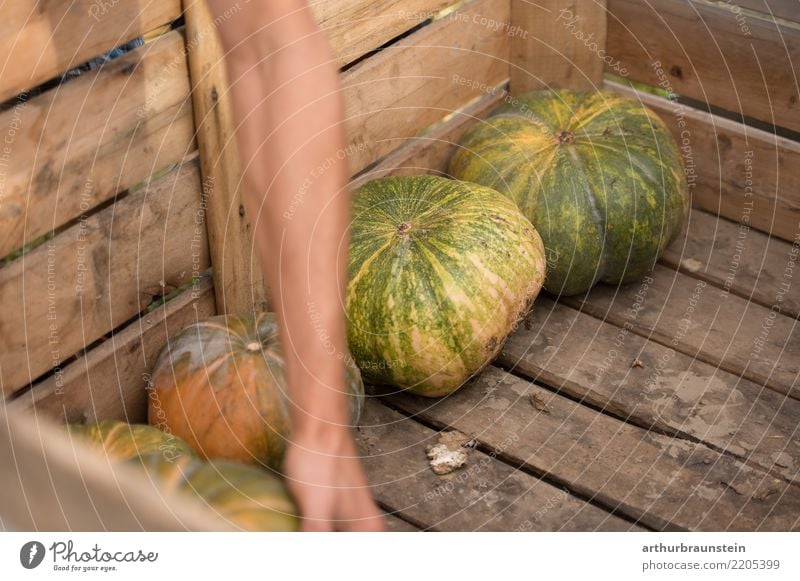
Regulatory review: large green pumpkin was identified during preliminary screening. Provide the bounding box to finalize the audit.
[67,420,195,462]
[133,453,299,531]
[449,90,689,295]
[346,175,546,397]
[148,312,364,470]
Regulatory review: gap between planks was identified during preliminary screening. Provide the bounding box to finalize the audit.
[499,295,800,487]
[383,366,800,531]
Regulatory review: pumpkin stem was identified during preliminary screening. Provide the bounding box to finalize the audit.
[555,130,575,144]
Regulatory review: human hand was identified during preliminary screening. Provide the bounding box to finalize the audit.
[283,425,385,532]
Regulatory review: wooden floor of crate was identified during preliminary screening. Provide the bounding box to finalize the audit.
[362,207,800,532]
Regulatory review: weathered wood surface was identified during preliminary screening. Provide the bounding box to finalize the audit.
[0,158,210,395]
[498,296,800,484]
[184,0,266,316]
[341,0,510,175]
[385,366,800,531]
[1,30,196,259]
[351,87,508,188]
[383,513,420,531]
[731,0,800,23]
[0,0,182,103]
[609,81,800,243]
[607,0,800,133]
[563,265,799,401]
[313,0,455,66]
[357,399,639,531]
[663,209,800,318]
[8,280,216,425]
[510,0,608,94]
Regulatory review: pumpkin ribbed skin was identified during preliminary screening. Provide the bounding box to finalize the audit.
[449,90,689,296]
[346,175,546,397]
[148,312,365,470]
[67,421,195,461]
[134,454,299,532]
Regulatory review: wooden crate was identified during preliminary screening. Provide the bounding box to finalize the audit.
[1,0,797,531]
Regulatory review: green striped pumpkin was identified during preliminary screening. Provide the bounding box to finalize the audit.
[449,90,689,296]
[346,175,546,397]
[133,453,299,532]
[67,420,195,462]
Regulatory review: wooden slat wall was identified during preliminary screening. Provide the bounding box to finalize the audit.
[8,280,216,424]
[0,159,210,395]
[606,0,800,133]
[1,29,196,259]
[192,0,511,315]
[314,0,456,66]
[510,0,608,94]
[183,0,266,317]
[341,0,511,175]
[609,81,800,242]
[0,0,182,103]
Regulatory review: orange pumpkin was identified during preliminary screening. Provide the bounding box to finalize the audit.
[148,312,364,470]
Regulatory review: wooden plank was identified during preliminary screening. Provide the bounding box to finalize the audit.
[8,280,216,424]
[357,399,638,531]
[312,0,456,66]
[0,0,182,103]
[731,1,800,23]
[564,265,799,401]
[386,366,800,531]
[183,0,266,316]
[499,296,800,485]
[663,208,800,318]
[0,407,229,531]
[0,158,210,395]
[1,30,196,259]
[341,0,511,175]
[383,513,420,532]
[606,0,800,133]
[351,87,508,189]
[510,0,608,94]
[609,81,800,243]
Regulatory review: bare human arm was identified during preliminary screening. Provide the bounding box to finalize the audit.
[204,0,384,531]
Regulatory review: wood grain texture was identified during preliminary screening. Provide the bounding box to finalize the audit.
[510,0,608,94]
[312,0,456,66]
[564,264,799,401]
[0,158,210,395]
[184,0,266,316]
[1,30,196,259]
[341,0,511,175]
[0,0,182,103]
[663,208,800,318]
[0,407,230,531]
[609,81,800,242]
[606,0,800,133]
[8,280,216,425]
[383,513,420,531]
[357,399,639,531]
[386,366,800,531]
[730,0,800,23]
[351,86,508,188]
[499,296,800,485]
